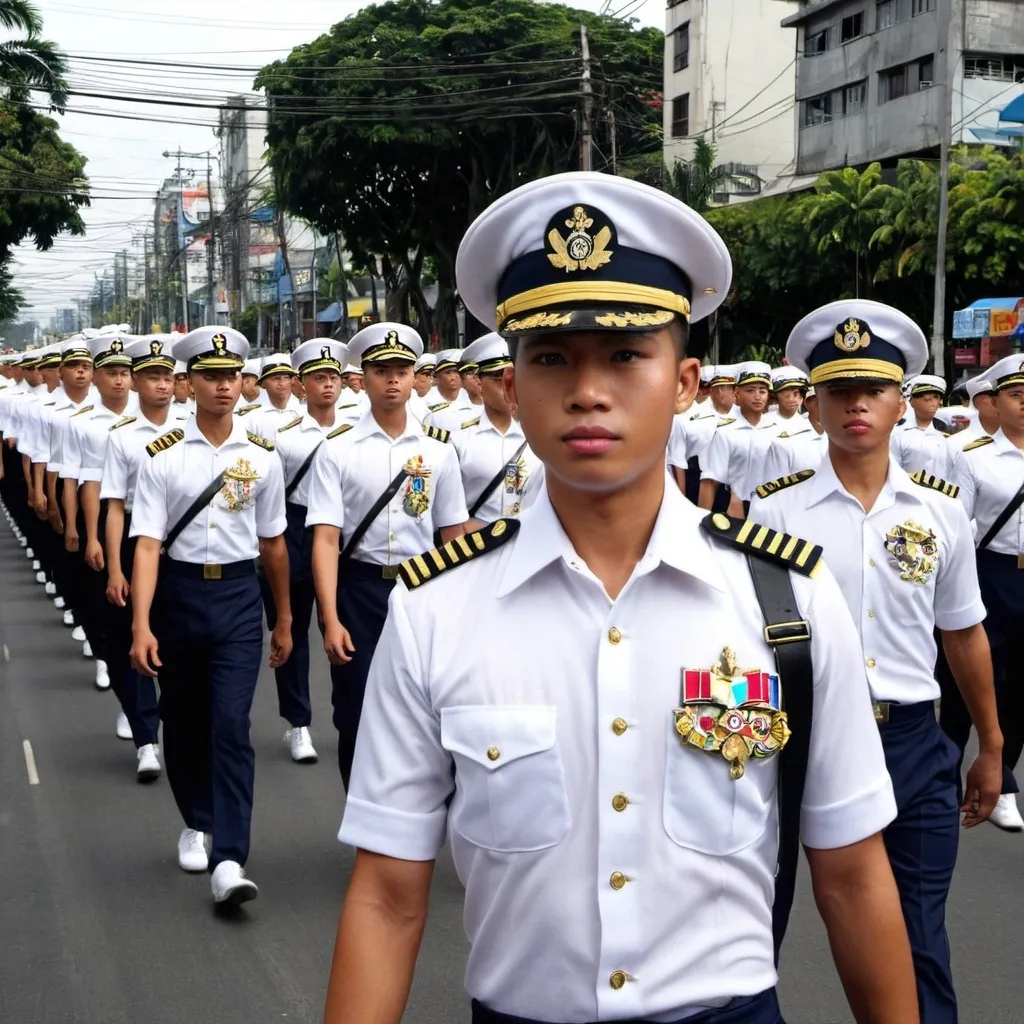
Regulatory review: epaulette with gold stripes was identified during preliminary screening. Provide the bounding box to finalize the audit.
[909,470,959,498]
[398,519,519,590]
[962,435,993,452]
[247,431,274,451]
[424,425,451,443]
[701,513,822,578]
[716,417,735,428]
[109,415,136,431]
[461,417,481,430]
[327,422,353,440]
[278,416,303,433]
[754,469,815,500]
[145,428,185,457]
[236,403,262,416]
[336,402,359,410]
[427,400,450,413]
[70,404,95,418]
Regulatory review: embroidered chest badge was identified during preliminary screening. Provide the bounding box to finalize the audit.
[674,646,790,780]
[884,520,938,584]
[221,457,260,512]
[402,455,432,518]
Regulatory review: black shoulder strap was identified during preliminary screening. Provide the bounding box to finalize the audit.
[163,471,227,553]
[284,440,324,500]
[745,553,814,964]
[978,479,1024,551]
[338,467,410,562]
[468,439,529,519]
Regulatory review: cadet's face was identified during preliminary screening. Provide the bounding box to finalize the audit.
[345,373,364,393]
[24,367,41,386]
[413,370,433,396]
[804,394,823,431]
[240,374,260,401]
[710,383,734,409]
[480,372,511,415]
[974,393,998,421]
[816,382,904,452]
[42,366,61,388]
[436,368,461,394]
[95,365,131,401]
[263,374,294,403]
[134,368,173,407]
[776,388,804,415]
[302,369,340,407]
[910,392,942,420]
[736,383,768,414]
[291,376,306,399]
[364,361,413,410]
[461,371,483,399]
[173,374,190,402]
[60,359,93,390]
[190,369,241,413]
[997,386,1024,433]
[509,329,697,495]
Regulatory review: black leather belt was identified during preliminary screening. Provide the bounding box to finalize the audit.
[162,557,255,581]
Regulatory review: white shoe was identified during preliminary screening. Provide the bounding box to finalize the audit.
[25,546,33,557]
[94,660,110,690]
[990,793,1024,832]
[136,744,161,783]
[211,860,258,907]
[63,610,75,626]
[115,711,133,740]
[45,581,56,595]
[18,535,26,547]
[177,828,209,873]
[32,559,40,570]
[285,726,318,764]
[71,624,85,640]
[82,640,93,658]
[53,596,65,609]
[35,571,46,584]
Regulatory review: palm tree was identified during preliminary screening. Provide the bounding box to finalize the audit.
[663,137,737,213]
[0,0,68,110]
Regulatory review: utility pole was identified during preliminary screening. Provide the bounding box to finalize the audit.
[579,24,593,172]
[608,104,617,175]
[142,233,151,331]
[206,154,216,326]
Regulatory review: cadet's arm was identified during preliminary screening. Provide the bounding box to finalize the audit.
[324,850,433,1024]
[312,524,342,626]
[671,465,687,493]
[130,536,164,676]
[439,523,467,544]
[81,480,101,545]
[105,499,125,579]
[805,834,919,1024]
[697,478,717,510]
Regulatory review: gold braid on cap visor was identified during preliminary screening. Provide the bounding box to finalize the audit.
[809,359,905,386]
[496,282,691,327]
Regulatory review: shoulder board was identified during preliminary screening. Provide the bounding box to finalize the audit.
[716,417,735,428]
[326,422,353,440]
[337,402,358,410]
[427,400,450,412]
[776,431,789,440]
[909,470,959,498]
[247,431,274,451]
[701,513,822,579]
[754,469,815,500]
[424,425,451,443]
[398,519,520,590]
[70,404,95,417]
[44,400,56,407]
[236,403,262,416]
[278,416,303,433]
[963,435,994,452]
[460,417,481,430]
[145,428,185,457]
[109,415,136,432]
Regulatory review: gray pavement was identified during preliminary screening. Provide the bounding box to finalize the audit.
[0,520,1022,1024]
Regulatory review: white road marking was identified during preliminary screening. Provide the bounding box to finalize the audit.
[2,644,8,661]
[22,739,39,785]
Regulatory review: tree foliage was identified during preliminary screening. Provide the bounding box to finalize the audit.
[0,0,68,109]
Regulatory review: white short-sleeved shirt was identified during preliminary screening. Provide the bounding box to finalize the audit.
[426,395,483,435]
[6,383,43,443]
[946,423,991,456]
[339,483,895,1022]
[891,422,951,479]
[452,410,539,521]
[99,411,191,509]
[759,427,827,485]
[274,413,336,508]
[700,416,778,500]
[305,408,468,565]
[953,429,1024,555]
[46,389,98,475]
[62,404,127,483]
[130,416,287,562]
[666,411,716,469]
[247,399,302,441]
[750,454,985,704]
[19,388,60,464]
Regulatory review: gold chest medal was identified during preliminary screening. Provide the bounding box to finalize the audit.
[220,458,260,512]
[884,519,938,585]
[402,455,432,518]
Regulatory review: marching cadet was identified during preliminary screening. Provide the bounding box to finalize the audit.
[239,358,263,407]
[306,322,468,788]
[325,172,917,1024]
[750,299,1001,1024]
[770,366,809,426]
[260,339,350,766]
[760,386,827,481]
[247,354,301,438]
[947,375,998,455]
[951,354,1024,833]
[340,363,367,400]
[171,359,193,414]
[423,348,464,414]
[893,375,951,478]
[412,352,436,399]
[667,365,734,502]
[128,326,293,908]
[452,332,539,528]
[425,351,484,432]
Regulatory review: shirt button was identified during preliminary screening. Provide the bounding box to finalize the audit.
[611,792,629,812]
[869,559,876,568]
[609,970,627,990]
[608,627,622,645]
[486,746,500,761]
[209,522,216,529]
[611,717,628,736]
[866,658,876,669]
[867,609,875,618]
[609,871,627,890]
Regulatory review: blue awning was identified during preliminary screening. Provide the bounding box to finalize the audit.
[1000,92,1024,123]
[316,301,342,323]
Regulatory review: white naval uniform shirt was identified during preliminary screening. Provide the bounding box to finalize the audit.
[891,421,951,479]
[47,388,99,476]
[750,454,985,704]
[9,383,45,450]
[99,411,191,510]
[0,381,31,438]
[305,408,468,566]
[700,415,777,500]
[946,422,991,456]
[62,403,128,482]
[954,429,1024,555]
[20,386,61,464]
[340,483,896,1022]
[427,395,484,435]
[130,417,287,562]
[452,409,538,521]
[246,398,302,441]
[759,426,827,484]
[275,413,335,507]
[666,410,718,469]
[407,392,430,424]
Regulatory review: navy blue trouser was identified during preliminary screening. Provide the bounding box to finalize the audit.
[880,702,960,1024]
[258,501,314,728]
[330,560,396,789]
[154,564,263,870]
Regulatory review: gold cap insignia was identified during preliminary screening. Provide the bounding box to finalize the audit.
[321,346,332,361]
[150,340,163,356]
[110,338,123,354]
[546,204,615,273]
[211,333,227,355]
[385,329,400,346]
[833,318,871,353]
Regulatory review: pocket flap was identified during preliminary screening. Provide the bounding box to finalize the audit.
[440,705,557,770]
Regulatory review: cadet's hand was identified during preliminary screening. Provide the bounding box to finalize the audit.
[48,509,64,535]
[85,539,104,572]
[106,572,130,607]
[323,619,355,665]
[33,493,47,519]
[130,628,162,678]
[962,748,1002,827]
[64,527,78,552]
[269,619,293,669]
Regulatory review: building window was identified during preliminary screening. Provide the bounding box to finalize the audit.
[879,65,908,103]
[876,0,898,30]
[805,27,830,56]
[919,55,934,87]
[841,12,864,42]
[673,22,690,72]
[843,81,867,114]
[964,53,1024,82]
[911,0,935,13]
[803,93,833,126]
[671,93,690,138]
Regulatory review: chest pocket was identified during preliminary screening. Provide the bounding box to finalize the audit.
[440,705,570,853]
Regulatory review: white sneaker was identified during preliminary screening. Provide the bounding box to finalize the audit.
[115,711,133,740]
[177,828,209,873]
[53,596,65,609]
[35,571,46,584]
[44,581,56,595]
[25,546,33,558]
[136,744,161,783]
[285,726,318,764]
[211,860,258,907]
[990,793,1024,832]
[94,660,110,690]
[71,624,85,640]
[18,535,26,547]
[82,640,93,658]
[63,610,75,626]
[31,559,40,570]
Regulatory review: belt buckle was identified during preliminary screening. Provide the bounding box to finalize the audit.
[381,565,400,580]
[203,563,222,580]
[1017,553,1024,570]
[872,701,890,724]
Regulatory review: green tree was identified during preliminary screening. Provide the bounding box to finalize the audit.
[662,137,737,213]
[0,0,69,109]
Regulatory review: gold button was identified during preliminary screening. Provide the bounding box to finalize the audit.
[612,717,628,736]
[867,609,875,618]
[866,658,876,669]
[611,792,629,812]
[608,627,622,645]
[486,746,500,761]
[609,970,627,990]
[869,558,876,568]
[609,871,627,890]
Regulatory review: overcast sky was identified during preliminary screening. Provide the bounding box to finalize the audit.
[10,0,663,324]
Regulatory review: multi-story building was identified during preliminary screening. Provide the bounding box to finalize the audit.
[663,0,797,200]
[784,0,1024,175]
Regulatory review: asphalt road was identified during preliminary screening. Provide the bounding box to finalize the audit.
[1,519,1022,1024]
